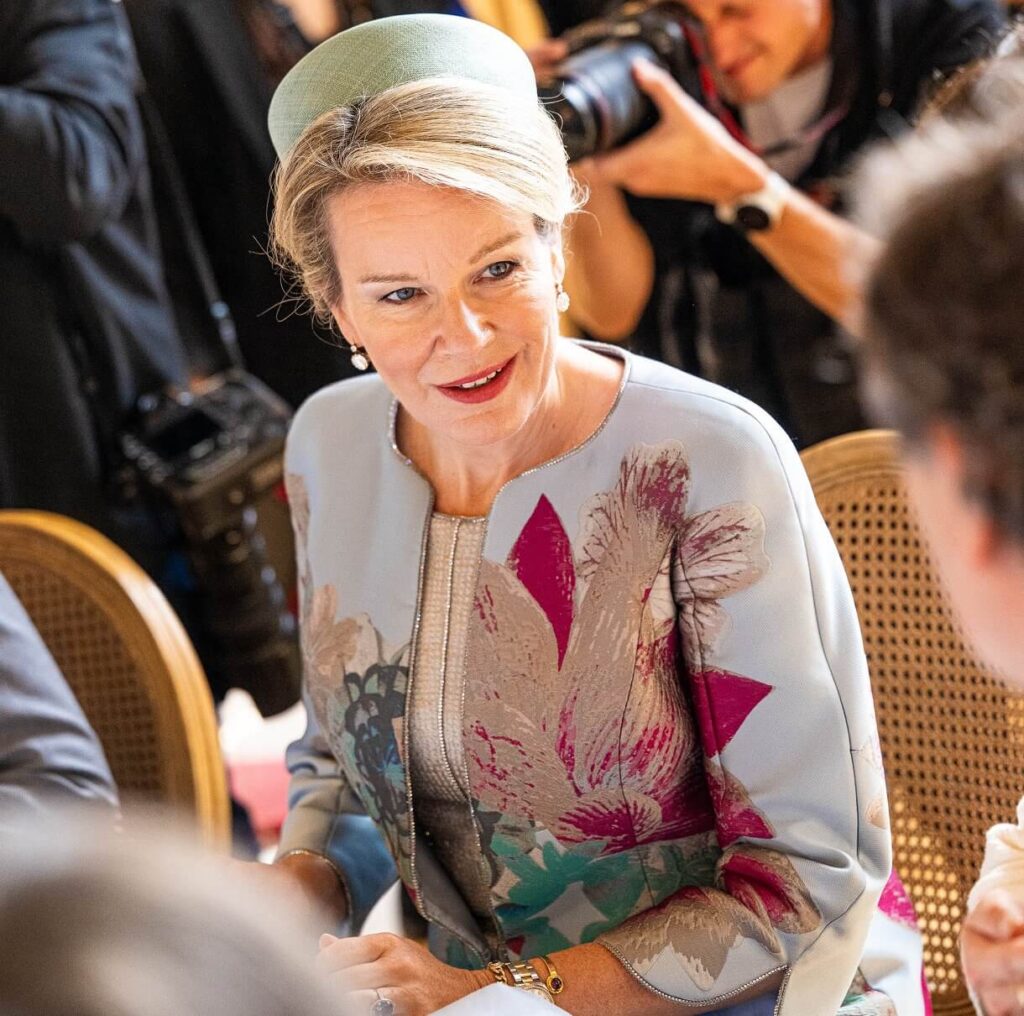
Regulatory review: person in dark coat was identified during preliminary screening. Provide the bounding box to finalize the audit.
[0,0,188,575]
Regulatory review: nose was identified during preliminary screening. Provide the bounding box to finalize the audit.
[438,295,491,353]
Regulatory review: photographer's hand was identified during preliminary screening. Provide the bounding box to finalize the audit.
[585,59,765,205]
[587,59,879,331]
[526,38,656,340]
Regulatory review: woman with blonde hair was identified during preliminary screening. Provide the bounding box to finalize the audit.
[264,14,923,1015]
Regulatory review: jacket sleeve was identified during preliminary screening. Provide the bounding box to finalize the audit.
[0,571,119,823]
[275,467,397,932]
[596,401,893,1014]
[278,697,399,932]
[0,0,143,243]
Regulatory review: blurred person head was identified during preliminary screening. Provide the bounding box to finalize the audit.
[269,15,586,456]
[685,0,833,104]
[853,62,1024,684]
[0,810,340,1016]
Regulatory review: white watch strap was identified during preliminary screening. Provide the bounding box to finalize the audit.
[714,171,791,227]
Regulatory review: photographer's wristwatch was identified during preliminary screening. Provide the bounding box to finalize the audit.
[715,171,791,232]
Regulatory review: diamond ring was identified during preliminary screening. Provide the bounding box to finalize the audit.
[371,991,395,1016]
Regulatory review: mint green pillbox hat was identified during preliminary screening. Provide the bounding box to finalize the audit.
[268,14,539,160]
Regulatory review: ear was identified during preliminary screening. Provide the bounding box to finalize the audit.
[928,420,1001,568]
[330,299,357,346]
[550,241,566,288]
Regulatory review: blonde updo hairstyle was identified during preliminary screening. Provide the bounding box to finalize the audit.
[270,77,582,328]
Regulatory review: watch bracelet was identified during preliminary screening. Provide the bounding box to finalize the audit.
[487,959,557,1001]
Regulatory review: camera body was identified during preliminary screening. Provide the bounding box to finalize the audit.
[539,1,706,163]
[120,370,301,716]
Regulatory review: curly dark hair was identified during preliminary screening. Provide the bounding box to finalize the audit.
[854,66,1024,542]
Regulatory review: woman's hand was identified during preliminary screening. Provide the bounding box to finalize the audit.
[962,889,1024,1014]
[317,932,490,1015]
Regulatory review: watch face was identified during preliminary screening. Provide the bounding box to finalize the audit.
[520,984,554,1001]
[736,204,772,231]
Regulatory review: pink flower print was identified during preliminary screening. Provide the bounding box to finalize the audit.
[690,669,774,758]
[575,442,692,599]
[673,503,768,669]
[689,668,775,846]
[302,585,358,682]
[720,847,822,936]
[704,759,775,847]
[465,443,771,856]
[878,869,918,931]
[507,494,575,667]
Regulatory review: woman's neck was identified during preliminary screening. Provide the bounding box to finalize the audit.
[399,344,623,518]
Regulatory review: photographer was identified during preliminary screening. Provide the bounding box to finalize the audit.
[550,0,1002,447]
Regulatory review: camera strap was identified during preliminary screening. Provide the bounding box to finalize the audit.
[135,86,244,373]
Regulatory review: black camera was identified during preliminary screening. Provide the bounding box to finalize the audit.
[119,370,301,716]
[539,1,707,163]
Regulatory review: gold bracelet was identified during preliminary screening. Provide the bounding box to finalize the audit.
[539,954,565,995]
[487,961,509,985]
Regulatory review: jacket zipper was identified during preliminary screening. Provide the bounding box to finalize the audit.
[455,510,511,963]
[401,495,488,965]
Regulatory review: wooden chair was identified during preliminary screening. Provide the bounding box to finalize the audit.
[801,430,1024,1014]
[0,510,230,850]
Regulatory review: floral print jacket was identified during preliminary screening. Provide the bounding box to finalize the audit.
[278,347,925,1014]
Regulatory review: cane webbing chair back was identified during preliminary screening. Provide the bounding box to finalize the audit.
[0,510,230,849]
[801,430,1024,1014]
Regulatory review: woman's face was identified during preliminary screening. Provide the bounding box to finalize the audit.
[328,180,565,451]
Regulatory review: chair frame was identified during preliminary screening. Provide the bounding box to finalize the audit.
[801,429,1015,1016]
[0,510,230,849]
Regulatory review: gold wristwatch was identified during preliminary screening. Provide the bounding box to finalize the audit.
[488,960,556,1004]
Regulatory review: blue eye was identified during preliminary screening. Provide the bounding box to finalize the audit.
[483,260,518,280]
[383,287,418,304]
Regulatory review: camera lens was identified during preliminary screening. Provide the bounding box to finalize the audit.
[540,39,661,162]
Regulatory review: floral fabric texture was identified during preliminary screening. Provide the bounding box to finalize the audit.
[277,347,927,1014]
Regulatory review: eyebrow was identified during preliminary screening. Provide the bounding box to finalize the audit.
[358,272,418,285]
[356,231,525,286]
[471,231,524,263]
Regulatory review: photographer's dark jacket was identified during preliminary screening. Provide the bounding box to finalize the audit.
[624,0,1003,448]
[0,0,187,558]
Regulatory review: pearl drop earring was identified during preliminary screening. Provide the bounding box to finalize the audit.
[556,284,571,314]
[349,344,369,371]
